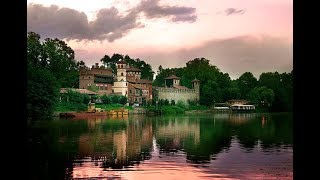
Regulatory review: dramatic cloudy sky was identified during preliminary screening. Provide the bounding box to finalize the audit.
[27,0,292,79]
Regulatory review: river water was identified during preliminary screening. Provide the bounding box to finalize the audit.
[27,112,292,179]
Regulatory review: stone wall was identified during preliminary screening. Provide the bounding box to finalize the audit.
[157,87,199,104]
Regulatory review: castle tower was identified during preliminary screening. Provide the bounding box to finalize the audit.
[192,78,200,91]
[164,75,181,87]
[112,59,128,96]
[191,78,200,101]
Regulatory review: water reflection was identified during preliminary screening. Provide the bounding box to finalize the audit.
[27,113,292,179]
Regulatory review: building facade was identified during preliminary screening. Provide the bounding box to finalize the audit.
[156,75,200,104]
[79,60,153,105]
[79,63,114,95]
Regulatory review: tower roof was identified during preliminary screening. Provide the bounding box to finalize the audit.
[164,75,181,79]
[191,78,200,82]
[117,59,126,64]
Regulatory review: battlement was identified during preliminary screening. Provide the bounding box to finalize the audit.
[157,87,197,94]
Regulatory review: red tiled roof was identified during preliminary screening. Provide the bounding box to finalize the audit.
[164,75,181,79]
[60,88,97,95]
[129,84,142,89]
[126,67,141,72]
[127,79,152,84]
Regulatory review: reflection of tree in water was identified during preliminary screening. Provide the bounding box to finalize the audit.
[28,119,89,179]
[233,113,292,151]
[153,113,292,164]
[153,116,233,164]
[28,113,292,179]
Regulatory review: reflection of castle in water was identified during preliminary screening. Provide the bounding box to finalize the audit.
[156,117,200,147]
[77,117,153,169]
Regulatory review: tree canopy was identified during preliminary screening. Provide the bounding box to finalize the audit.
[100,53,154,80]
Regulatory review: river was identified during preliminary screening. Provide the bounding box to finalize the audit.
[27,112,292,179]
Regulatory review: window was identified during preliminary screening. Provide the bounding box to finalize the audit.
[130,90,132,94]
[121,72,124,76]
[126,83,127,86]
[121,65,123,68]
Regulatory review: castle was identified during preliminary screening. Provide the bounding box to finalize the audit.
[79,60,152,105]
[156,75,200,104]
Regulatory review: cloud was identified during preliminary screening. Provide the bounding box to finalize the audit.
[27,1,197,41]
[27,4,143,42]
[224,8,246,16]
[130,35,292,79]
[74,35,292,79]
[136,0,197,22]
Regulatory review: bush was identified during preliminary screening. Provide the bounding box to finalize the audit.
[101,95,111,104]
[176,100,187,109]
[119,96,128,105]
[111,95,120,104]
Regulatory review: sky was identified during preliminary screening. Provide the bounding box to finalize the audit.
[27,0,293,79]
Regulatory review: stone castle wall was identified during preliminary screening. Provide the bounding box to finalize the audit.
[158,87,199,104]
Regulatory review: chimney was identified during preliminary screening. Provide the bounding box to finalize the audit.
[95,63,99,68]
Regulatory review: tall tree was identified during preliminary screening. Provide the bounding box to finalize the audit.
[237,72,258,99]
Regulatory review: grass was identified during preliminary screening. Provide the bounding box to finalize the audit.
[55,102,133,112]
[54,102,87,112]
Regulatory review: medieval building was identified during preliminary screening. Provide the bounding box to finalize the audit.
[156,75,200,104]
[79,60,152,105]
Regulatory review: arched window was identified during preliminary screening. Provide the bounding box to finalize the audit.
[121,72,124,76]
[121,65,123,68]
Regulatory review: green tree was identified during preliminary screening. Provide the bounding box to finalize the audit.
[237,72,258,99]
[42,38,79,88]
[27,64,59,120]
[101,95,111,104]
[111,95,120,104]
[119,96,128,105]
[258,71,292,111]
[249,86,275,107]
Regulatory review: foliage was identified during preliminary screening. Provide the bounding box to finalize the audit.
[258,71,293,112]
[154,57,292,112]
[101,95,111,104]
[27,32,85,119]
[236,72,258,99]
[87,84,99,92]
[111,95,120,104]
[171,100,176,105]
[100,53,154,80]
[95,104,133,110]
[119,96,128,105]
[161,106,185,114]
[27,64,59,120]
[187,99,198,106]
[164,99,170,105]
[249,86,275,107]
[61,89,90,104]
[176,100,187,109]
